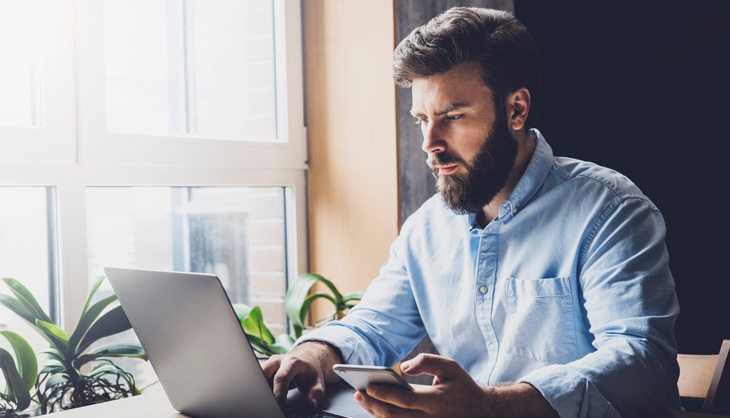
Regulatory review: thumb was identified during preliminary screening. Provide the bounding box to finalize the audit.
[400,353,464,381]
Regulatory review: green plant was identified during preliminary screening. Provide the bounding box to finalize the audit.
[286,273,364,339]
[0,277,147,414]
[236,273,364,356]
[232,304,294,357]
[0,331,37,417]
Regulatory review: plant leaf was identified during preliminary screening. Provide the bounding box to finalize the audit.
[43,371,70,389]
[292,323,304,340]
[286,273,344,329]
[0,331,38,392]
[68,294,118,355]
[308,274,344,301]
[0,293,37,325]
[35,320,69,353]
[240,306,275,345]
[81,276,107,316]
[2,278,53,324]
[75,305,133,355]
[245,333,276,356]
[285,273,320,328]
[74,343,147,368]
[232,303,252,323]
[40,349,65,365]
[39,364,67,375]
[0,348,31,410]
[270,333,295,354]
[343,290,365,302]
[299,292,337,328]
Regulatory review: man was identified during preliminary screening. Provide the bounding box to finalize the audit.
[263,7,680,418]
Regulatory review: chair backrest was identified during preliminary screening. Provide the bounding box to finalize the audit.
[677,339,730,414]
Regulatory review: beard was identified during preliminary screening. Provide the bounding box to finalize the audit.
[428,106,518,214]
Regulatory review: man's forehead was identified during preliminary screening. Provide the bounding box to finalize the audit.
[409,64,493,116]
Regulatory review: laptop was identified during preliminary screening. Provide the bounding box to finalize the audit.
[104,267,372,418]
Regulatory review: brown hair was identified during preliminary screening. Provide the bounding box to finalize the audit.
[394,8,542,128]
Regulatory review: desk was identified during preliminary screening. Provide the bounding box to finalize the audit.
[46,387,728,418]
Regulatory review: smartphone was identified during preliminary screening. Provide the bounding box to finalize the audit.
[332,364,413,391]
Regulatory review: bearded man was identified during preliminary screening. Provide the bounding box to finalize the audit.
[263,7,680,418]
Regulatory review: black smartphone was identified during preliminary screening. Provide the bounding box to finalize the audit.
[332,364,413,391]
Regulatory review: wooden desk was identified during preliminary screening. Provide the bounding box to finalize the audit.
[46,387,728,418]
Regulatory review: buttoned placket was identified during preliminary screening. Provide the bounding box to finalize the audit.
[473,214,502,384]
[472,201,519,385]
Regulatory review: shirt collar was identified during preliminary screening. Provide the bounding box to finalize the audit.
[503,128,553,217]
[466,129,554,229]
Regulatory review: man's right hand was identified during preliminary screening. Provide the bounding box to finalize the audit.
[261,341,344,410]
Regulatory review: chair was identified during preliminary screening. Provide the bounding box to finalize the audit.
[677,339,730,414]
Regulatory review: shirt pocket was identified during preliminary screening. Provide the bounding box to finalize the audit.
[502,276,577,362]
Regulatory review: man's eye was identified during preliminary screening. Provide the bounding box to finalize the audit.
[414,118,427,126]
[445,114,463,120]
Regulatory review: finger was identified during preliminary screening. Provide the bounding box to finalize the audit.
[401,353,464,381]
[261,355,282,381]
[355,390,421,418]
[273,357,310,403]
[298,375,325,410]
[277,358,325,410]
[365,384,424,411]
[272,367,295,404]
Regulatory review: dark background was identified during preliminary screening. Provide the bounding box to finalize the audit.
[396,0,730,356]
[514,0,730,354]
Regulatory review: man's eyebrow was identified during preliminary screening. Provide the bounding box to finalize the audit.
[409,103,470,118]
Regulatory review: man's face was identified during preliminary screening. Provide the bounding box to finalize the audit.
[411,62,518,214]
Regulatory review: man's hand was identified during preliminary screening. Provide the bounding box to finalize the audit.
[354,353,559,418]
[261,341,344,410]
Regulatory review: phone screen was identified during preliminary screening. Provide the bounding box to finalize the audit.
[332,364,413,391]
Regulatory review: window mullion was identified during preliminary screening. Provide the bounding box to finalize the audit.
[56,171,90,333]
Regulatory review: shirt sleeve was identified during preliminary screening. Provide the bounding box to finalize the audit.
[520,196,681,418]
[295,237,427,367]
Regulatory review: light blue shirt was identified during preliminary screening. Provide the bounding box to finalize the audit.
[300,130,681,417]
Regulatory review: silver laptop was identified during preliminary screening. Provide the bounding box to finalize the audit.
[105,267,371,418]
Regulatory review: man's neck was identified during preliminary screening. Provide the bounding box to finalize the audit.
[478,130,536,228]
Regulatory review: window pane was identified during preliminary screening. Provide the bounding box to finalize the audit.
[0,187,56,352]
[103,0,278,141]
[0,0,43,127]
[86,186,287,385]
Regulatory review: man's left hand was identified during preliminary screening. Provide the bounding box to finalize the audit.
[354,353,559,418]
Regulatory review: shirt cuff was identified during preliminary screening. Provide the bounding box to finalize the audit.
[519,365,620,418]
[294,323,376,366]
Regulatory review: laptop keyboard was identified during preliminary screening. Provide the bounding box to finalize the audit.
[282,406,347,418]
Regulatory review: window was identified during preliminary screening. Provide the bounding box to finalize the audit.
[0,0,307,386]
[0,1,43,128]
[0,187,58,351]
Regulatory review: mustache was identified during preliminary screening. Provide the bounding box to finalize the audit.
[427,152,467,169]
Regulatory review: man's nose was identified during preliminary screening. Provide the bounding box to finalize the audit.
[421,121,446,154]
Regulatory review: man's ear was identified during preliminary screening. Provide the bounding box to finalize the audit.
[507,88,531,131]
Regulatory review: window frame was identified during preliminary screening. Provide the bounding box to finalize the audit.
[0,0,308,332]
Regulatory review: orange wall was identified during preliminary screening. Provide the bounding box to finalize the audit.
[303,0,399,320]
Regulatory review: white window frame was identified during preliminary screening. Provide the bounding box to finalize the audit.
[0,0,308,333]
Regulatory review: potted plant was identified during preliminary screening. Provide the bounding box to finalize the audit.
[235,273,364,356]
[0,331,37,417]
[0,277,147,414]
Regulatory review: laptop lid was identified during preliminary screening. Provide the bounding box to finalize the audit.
[105,267,286,418]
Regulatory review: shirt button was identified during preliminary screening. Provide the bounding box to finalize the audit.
[488,343,497,352]
[479,285,488,294]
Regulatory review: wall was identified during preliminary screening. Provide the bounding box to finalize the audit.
[395,0,514,224]
[303,0,400,320]
[515,0,730,354]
